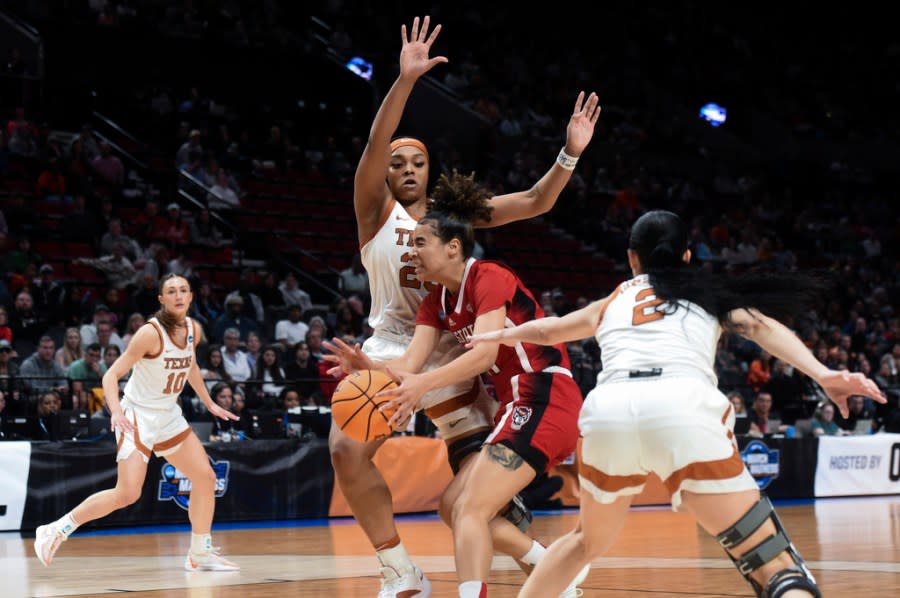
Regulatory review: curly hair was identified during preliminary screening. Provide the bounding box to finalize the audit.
[422,170,494,258]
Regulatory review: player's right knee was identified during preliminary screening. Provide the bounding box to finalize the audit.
[716,496,821,597]
[116,486,142,508]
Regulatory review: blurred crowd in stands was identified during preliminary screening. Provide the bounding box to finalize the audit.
[1,2,898,441]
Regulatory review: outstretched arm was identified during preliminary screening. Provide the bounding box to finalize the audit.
[730,308,886,417]
[354,16,448,242]
[481,91,601,228]
[322,324,442,377]
[467,291,615,349]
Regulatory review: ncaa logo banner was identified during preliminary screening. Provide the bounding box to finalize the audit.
[814,433,900,497]
[158,456,230,510]
[741,440,780,489]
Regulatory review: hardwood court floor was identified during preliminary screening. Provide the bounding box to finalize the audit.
[5,496,899,597]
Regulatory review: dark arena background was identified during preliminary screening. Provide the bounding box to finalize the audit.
[0,2,898,596]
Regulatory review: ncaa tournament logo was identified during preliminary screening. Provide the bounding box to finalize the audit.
[741,440,780,489]
[158,456,230,510]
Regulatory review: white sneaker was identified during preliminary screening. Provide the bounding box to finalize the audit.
[377,564,432,598]
[184,548,240,571]
[34,524,66,567]
[559,563,591,598]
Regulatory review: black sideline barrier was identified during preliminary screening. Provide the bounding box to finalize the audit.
[18,438,334,531]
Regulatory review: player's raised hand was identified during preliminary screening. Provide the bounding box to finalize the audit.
[399,16,448,81]
[564,91,601,156]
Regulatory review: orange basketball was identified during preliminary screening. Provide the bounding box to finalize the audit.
[331,369,399,442]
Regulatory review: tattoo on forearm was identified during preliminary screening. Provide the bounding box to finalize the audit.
[486,444,524,470]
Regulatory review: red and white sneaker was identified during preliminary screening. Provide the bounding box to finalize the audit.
[34,524,66,567]
[184,548,240,571]
[377,564,431,598]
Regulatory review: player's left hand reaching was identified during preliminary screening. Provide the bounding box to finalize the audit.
[564,91,601,156]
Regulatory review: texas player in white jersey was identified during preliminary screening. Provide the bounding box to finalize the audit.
[469,211,886,598]
[34,274,241,572]
[331,16,600,598]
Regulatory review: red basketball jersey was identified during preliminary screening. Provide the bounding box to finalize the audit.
[417,258,572,405]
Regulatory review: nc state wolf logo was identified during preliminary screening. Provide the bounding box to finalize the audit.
[511,406,533,431]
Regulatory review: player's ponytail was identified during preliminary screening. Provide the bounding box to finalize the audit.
[422,170,494,258]
[631,210,830,328]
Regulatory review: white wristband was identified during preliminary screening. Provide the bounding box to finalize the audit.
[556,148,578,170]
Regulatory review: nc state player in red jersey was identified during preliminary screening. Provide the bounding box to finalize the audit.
[326,172,586,598]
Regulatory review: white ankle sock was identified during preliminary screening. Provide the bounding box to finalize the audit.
[191,533,212,554]
[376,540,414,574]
[54,513,80,538]
[458,580,486,597]
[519,540,546,565]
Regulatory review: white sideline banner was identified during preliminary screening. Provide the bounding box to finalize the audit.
[0,441,32,531]
[814,433,900,497]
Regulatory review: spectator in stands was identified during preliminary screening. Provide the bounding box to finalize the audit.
[103,344,121,370]
[810,401,846,437]
[278,271,312,313]
[189,208,226,247]
[54,327,83,374]
[74,241,136,290]
[212,295,258,343]
[207,168,241,210]
[133,201,168,246]
[71,123,100,162]
[836,395,876,434]
[91,141,125,190]
[35,156,69,199]
[32,264,67,318]
[10,290,47,356]
[96,320,125,355]
[221,327,251,382]
[225,270,265,322]
[121,313,146,348]
[0,306,12,344]
[80,304,123,347]
[167,247,194,279]
[244,332,262,373]
[747,391,788,435]
[19,335,68,398]
[189,280,221,329]
[255,345,286,405]
[200,345,231,392]
[100,218,142,261]
[176,129,203,169]
[162,203,190,247]
[257,272,284,312]
[208,383,242,442]
[765,358,807,420]
[129,273,161,319]
[338,253,369,295]
[0,339,25,415]
[746,348,772,393]
[284,341,320,399]
[68,343,106,411]
[5,235,41,274]
[305,327,325,361]
[32,390,62,441]
[275,305,309,350]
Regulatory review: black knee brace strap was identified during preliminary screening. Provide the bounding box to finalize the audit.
[500,493,533,533]
[716,495,820,597]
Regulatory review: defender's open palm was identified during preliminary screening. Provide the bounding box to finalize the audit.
[818,369,886,418]
[399,16,448,81]
[565,91,602,155]
[209,403,240,422]
[322,337,376,377]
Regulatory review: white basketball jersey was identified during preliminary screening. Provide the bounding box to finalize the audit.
[361,199,434,338]
[124,317,195,408]
[596,275,720,385]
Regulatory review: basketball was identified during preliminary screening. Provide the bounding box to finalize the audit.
[331,369,399,442]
